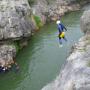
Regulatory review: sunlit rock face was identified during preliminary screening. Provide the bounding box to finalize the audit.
[31,0,90,21]
[32,0,80,21]
[0,0,32,40]
[31,0,48,24]
[42,10,90,90]
[0,0,33,71]
[81,10,90,34]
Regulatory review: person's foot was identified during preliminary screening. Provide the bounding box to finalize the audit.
[59,44,63,48]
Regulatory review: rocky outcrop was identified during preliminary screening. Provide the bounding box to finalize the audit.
[0,44,16,70]
[81,10,90,34]
[32,0,48,24]
[0,0,35,71]
[0,0,33,40]
[48,0,80,21]
[42,10,90,90]
[32,0,80,21]
[31,0,90,21]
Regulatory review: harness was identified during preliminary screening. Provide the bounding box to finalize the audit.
[59,32,65,38]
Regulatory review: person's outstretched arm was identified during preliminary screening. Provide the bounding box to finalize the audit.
[62,24,67,31]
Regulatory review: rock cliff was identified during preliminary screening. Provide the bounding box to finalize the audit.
[0,0,33,40]
[31,0,90,21]
[0,0,34,71]
[42,10,90,90]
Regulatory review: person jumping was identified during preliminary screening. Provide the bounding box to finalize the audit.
[56,20,67,47]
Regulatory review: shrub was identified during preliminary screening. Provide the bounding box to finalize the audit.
[33,15,43,28]
[13,41,20,53]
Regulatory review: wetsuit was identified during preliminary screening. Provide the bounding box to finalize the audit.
[57,23,67,44]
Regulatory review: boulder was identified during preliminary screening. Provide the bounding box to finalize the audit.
[81,10,90,34]
[0,44,16,69]
[0,0,34,71]
[0,0,33,40]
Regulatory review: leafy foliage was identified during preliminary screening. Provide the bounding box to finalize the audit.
[13,41,20,53]
[33,15,43,28]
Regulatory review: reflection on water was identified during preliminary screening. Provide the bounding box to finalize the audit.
[0,11,83,90]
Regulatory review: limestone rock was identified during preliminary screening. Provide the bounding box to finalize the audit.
[0,0,34,71]
[0,44,16,68]
[81,10,90,34]
[0,0,32,40]
[32,0,81,21]
[32,0,48,24]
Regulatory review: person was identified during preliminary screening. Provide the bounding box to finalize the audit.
[56,20,67,47]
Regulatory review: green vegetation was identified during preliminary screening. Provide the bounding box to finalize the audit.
[13,41,20,53]
[28,0,55,5]
[46,0,55,4]
[28,0,35,6]
[33,15,43,28]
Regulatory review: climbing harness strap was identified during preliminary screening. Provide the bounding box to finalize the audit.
[59,32,65,38]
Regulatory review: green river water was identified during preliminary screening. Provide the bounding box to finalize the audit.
[0,11,84,90]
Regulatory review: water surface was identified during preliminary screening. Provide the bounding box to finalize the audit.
[0,11,83,90]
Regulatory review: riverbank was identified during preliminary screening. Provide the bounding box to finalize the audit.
[42,9,90,90]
